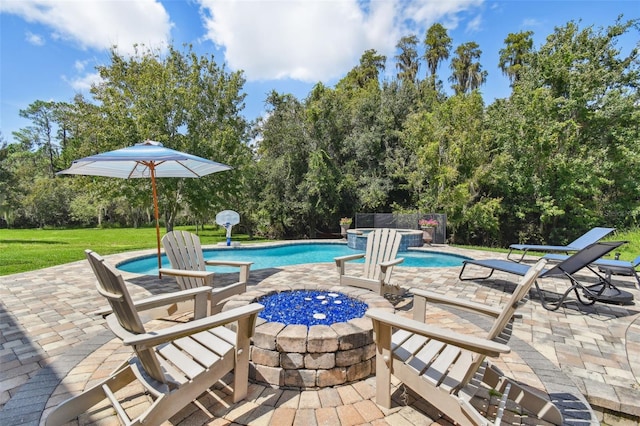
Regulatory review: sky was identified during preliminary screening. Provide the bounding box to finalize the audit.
[1,0,638,145]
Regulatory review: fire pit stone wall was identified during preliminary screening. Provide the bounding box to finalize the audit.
[223,282,394,389]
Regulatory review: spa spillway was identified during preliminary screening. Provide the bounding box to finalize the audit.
[346,228,424,250]
[223,283,394,389]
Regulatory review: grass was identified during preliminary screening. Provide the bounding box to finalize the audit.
[0,226,263,276]
[1,226,638,276]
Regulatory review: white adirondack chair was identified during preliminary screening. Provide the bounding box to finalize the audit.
[46,250,263,426]
[334,228,405,296]
[161,230,253,313]
[367,259,563,425]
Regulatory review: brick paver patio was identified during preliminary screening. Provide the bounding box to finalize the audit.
[1,244,639,425]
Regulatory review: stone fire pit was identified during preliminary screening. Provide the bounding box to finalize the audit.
[223,283,394,389]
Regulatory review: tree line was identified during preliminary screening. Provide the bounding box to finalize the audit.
[1,18,638,247]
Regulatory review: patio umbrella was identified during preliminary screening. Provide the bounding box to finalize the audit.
[58,140,232,276]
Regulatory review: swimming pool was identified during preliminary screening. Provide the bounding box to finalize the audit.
[116,242,469,275]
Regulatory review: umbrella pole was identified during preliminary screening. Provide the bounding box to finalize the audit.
[150,165,162,278]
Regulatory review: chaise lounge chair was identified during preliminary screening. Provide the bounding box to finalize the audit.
[334,228,405,296]
[542,253,640,290]
[46,250,263,426]
[367,259,563,425]
[507,227,615,262]
[161,230,253,313]
[460,241,634,310]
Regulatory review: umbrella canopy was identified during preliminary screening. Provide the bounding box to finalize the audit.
[58,140,232,275]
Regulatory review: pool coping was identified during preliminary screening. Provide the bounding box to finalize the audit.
[114,239,471,274]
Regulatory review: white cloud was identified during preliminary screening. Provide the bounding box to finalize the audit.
[465,14,483,33]
[403,0,483,29]
[1,0,173,55]
[66,72,103,92]
[25,31,44,46]
[522,18,543,28]
[197,0,484,83]
[74,60,89,73]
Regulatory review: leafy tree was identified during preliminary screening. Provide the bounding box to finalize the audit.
[484,18,640,243]
[22,177,72,227]
[402,92,489,242]
[1,141,67,227]
[0,134,12,226]
[86,44,249,231]
[499,31,534,84]
[379,80,421,209]
[338,49,386,92]
[17,100,59,177]
[340,81,391,211]
[253,91,309,237]
[298,149,341,236]
[449,42,487,95]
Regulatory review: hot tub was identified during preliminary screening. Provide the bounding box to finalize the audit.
[346,228,424,250]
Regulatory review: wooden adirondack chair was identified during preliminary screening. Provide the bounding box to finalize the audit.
[367,259,563,425]
[334,228,405,296]
[161,230,253,313]
[46,250,263,426]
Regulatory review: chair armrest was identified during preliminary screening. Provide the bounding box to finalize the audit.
[204,260,252,283]
[160,268,215,279]
[160,267,215,287]
[379,257,404,270]
[334,253,366,264]
[410,288,503,319]
[131,287,211,311]
[95,287,212,318]
[209,281,247,314]
[366,308,509,357]
[122,303,265,348]
[205,260,253,268]
[335,253,365,276]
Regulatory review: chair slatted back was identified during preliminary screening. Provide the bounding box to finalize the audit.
[85,250,167,384]
[162,230,208,289]
[487,258,546,340]
[459,259,547,387]
[363,229,402,280]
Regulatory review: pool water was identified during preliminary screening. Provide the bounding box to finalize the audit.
[257,290,367,326]
[116,242,469,275]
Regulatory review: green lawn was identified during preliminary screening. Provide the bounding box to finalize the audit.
[0,226,260,276]
[1,226,638,276]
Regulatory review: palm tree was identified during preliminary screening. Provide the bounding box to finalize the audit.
[424,23,452,84]
[449,42,487,95]
[395,35,420,83]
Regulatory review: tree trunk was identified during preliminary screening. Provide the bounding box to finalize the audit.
[165,211,174,233]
